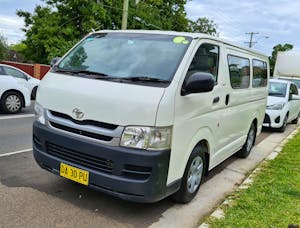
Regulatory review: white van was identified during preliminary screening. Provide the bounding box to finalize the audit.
[33,30,269,203]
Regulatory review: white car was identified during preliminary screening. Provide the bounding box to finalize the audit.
[263,79,300,132]
[0,64,40,100]
[0,76,31,113]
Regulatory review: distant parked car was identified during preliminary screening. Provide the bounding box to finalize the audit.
[0,76,31,113]
[0,64,40,100]
[263,79,300,132]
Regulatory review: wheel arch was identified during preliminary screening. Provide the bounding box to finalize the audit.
[183,128,213,177]
[1,89,25,107]
[193,140,210,175]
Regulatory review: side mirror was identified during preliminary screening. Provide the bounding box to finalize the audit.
[181,72,215,96]
[50,57,61,67]
[292,94,300,100]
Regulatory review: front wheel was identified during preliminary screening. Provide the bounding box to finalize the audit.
[171,144,207,203]
[236,123,256,158]
[279,115,288,132]
[1,92,23,114]
[291,115,298,124]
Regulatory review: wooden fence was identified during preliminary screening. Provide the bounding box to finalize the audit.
[0,61,51,79]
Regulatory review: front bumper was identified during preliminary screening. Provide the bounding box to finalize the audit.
[33,121,180,202]
[263,109,285,128]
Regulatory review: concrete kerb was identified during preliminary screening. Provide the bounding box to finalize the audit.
[199,126,300,228]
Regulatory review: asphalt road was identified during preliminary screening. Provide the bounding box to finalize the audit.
[0,104,278,227]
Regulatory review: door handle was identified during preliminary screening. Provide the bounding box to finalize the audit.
[213,96,220,104]
[225,94,230,105]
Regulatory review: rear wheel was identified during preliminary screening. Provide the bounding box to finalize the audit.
[1,92,23,114]
[236,123,256,158]
[171,144,207,203]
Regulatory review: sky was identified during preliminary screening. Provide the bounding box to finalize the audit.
[0,0,300,56]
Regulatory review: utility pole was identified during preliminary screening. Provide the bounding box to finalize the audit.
[245,32,259,48]
[121,0,129,30]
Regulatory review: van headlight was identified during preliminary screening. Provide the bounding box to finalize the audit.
[34,102,46,124]
[266,102,285,110]
[120,126,172,150]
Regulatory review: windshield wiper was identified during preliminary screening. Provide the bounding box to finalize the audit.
[120,76,169,83]
[54,68,109,77]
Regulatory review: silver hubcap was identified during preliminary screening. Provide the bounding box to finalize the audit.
[187,156,204,194]
[5,95,21,112]
[246,127,255,152]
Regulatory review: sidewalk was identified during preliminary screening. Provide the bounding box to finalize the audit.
[149,124,299,228]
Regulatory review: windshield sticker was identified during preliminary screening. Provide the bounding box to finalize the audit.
[173,36,189,45]
[128,40,134,45]
[85,37,94,42]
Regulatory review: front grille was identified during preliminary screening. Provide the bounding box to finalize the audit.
[50,111,118,130]
[50,122,113,141]
[46,143,113,174]
[263,114,270,124]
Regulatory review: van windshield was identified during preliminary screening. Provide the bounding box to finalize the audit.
[268,81,287,97]
[55,33,192,86]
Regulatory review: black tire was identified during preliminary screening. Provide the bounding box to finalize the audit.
[31,86,38,100]
[291,116,298,124]
[171,144,207,204]
[1,91,23,114]
[279,115,288,132]
[236,122,256,158]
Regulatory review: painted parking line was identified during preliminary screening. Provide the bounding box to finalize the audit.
[0,148,32,158]
[0,114,35,120]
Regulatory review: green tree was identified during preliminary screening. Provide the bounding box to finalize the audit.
[17,1,108,63]
[130,0,189,31]
[188,17,217,35]
[18,0,217,64]
[0,34,8,61]
[269,43,293,74]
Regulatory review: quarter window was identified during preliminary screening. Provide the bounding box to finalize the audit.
[252,59,267,87]
[186,43,219,82]
[0,66,5,75]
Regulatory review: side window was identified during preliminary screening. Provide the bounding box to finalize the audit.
[252,59,267,87]
[228,55,250,89]
[3,66,27,79]
[290,84,298,95]
[186,43,219,82]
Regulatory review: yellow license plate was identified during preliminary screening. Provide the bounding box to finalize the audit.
[60,163,89,185]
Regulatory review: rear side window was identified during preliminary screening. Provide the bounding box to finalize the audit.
[3,66,27,79]
[228,55,250,89]
[252,59,267,87]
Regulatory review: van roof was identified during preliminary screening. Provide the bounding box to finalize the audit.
[96,29,268,58]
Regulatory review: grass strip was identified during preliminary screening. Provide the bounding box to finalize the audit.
[207,131,300,228]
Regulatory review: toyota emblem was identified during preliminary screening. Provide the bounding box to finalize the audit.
[72,108,84,119]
